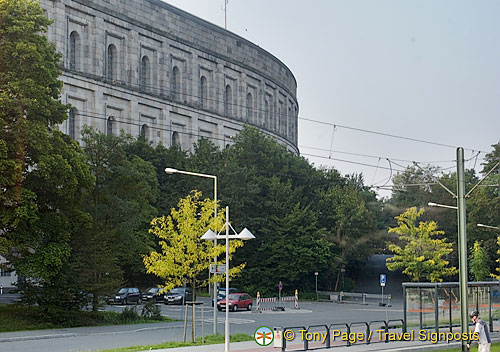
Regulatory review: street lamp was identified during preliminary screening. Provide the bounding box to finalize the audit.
[314,272,319,301]
[201,206,255,352]
[164,167,219,335]
[477,224,500,230]
[427,202,458,210]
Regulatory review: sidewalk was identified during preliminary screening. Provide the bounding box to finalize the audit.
[151,331,500,352]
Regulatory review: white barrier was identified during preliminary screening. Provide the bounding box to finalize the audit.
[256,290,299,312]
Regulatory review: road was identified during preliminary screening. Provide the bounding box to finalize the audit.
[0,298,404,352]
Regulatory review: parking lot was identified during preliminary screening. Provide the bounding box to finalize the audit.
[0,296,404,352]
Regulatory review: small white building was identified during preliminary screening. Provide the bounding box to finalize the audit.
[0,255,17,293]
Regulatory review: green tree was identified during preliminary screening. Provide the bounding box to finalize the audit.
[491,237,500,281]
[386,207,457,282]
[317,185,378,291]
[0,0,67,258]
[0,0,95,309]
[143,191,244,297]
[469,241,490,281]
[75,128,158,311]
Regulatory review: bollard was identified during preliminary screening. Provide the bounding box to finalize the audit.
[256,291,261,313]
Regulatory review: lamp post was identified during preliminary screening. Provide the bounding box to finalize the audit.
[427,202,458,210]
[201,206,255,352]
[164,167,219,335]
[314,272,319,301]
[477,224,500,230]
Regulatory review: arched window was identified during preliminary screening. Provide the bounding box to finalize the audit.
[171,66,180,100]
[107,44,117,81]
[225,84,232,116]
[172,131,180,146]
[107,116,115,136]
[140,124,149,139]
[69,31,80,71]
[246,93,253,121]
[140,56,150,90]
[287,106,292,136]
[200,76,207,108]
[265,99,269,127]
[68,108,76,139]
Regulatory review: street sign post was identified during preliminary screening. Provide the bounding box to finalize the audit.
[380,274,386,305]
[209,264,226,274]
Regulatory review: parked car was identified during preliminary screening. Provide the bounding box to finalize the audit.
[164,287,193,305]
[216,287,239,304]
[217,293,253,312]
[112,287,142,305]
[142,287,165,302]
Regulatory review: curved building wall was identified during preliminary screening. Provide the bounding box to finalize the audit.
[39,0,299,153]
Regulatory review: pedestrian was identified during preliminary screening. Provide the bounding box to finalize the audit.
[466,310,491,352]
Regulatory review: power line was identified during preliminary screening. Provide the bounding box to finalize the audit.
[299,118,487,153]
[300,152,407,172]
[299,145,457,165]
[66,68,490,155]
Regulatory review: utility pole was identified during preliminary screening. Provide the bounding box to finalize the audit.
[456,147,468,352]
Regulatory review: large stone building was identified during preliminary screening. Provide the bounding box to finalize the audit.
[39,0,299,153]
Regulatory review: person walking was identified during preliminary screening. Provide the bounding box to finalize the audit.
[467,310,491,352]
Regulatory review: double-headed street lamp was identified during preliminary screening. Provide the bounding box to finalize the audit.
[164,167,219,335]
[202,206,255,352]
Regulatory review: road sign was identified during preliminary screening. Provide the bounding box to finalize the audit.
[380,274,386,287]
[209,264,226,274]
[279,281,283,291]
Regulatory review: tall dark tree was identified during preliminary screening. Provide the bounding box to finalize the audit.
[0,0,92,308]
[75,128,158,311]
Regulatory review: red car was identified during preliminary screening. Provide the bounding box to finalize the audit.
[217,293,253,312]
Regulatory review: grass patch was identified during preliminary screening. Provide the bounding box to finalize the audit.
[0,304,173,333]
[439,342,500,352]
[98,333,253,352]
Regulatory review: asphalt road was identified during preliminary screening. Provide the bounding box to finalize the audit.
[0,297,404,352]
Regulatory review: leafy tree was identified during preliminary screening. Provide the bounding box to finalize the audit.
[0,0,67,258]
[481,142,500,175]
[74,128,158,311]
[491,237,500,281]
[316,185,378,290]
[0,0,95,309]
[143,191,244,297]
[469,241,490,281]
[386,207,457,282]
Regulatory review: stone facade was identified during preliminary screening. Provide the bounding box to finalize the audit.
[39,0,299,153]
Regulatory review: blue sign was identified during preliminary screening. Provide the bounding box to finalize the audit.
[380,274,386,287]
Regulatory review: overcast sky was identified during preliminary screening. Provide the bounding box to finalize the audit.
[163,0,500,199]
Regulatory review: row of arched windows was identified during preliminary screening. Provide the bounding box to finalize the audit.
[68,110,223,150]
[68,30,295,138]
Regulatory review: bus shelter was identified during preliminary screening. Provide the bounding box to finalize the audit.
[403,281,500,333]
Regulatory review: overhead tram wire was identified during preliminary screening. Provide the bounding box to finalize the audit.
[299,117,487,154]
[300,152,407,173]
[299,145,457,165]
[68,71,489,156]
[65,72,493,182]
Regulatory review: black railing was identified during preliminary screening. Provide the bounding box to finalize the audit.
[280,319,406,351]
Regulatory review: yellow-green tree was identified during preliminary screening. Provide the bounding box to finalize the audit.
[386,207,457,282]
[490,237,500,280]
[470,241,490,281]
[143,191,246,297]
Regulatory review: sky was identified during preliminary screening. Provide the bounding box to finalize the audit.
[163,0,500,199]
